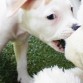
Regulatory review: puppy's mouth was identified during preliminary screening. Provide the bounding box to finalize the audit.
[52,39,65,53]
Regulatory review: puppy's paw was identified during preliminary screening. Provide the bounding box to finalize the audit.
[18,74,33,83]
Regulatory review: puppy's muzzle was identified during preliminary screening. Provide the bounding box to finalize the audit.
[72,24,81,31]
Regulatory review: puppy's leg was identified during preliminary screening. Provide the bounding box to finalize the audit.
[13,34,33,83]
[0,33,10,52]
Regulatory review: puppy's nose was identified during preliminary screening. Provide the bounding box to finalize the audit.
[72,24,80,30]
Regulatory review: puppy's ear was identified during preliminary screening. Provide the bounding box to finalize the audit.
[7,0,30,17]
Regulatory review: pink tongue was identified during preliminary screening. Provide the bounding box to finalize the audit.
[53,40,60,47]
[53,40,64,51]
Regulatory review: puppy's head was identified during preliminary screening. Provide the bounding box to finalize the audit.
[7,0,80,53]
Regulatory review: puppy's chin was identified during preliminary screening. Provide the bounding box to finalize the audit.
[51,39,65,53]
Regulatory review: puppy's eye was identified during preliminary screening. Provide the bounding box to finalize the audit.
[71,7,73,12]
[47,14,56,20]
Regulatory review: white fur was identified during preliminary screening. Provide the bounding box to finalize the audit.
[0,0,79,83]
[65,0,83,70]
[65,28,83,69]
[69,0,81,17]
[77,0,83,24]
[33,66,83,83]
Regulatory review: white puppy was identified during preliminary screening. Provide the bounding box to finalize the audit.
[65,27,83,70]
[0,0,80,83]
[65,0,83,70]
[33,66,83,83]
